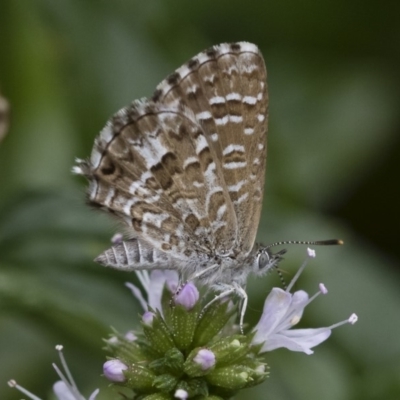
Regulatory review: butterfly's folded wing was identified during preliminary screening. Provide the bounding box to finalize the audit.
[75,42,267,268]
[152,42,268,257]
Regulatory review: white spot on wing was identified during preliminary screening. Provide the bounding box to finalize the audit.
[209,96,225,105]
[141,138,169,169]
[216,204,227,220]
[88,180,99,200]
[229,115,243,123]
[90,149,102,168]
[215,116,228,126]
[239,42,259,53]
[222,144,245,155]
[176,64,191,79]
[233,192,249,205]
[123,198,135,216]
[99,125,113,143]
[187,85,199,95]
[242,96,257,105]
[195,135,208,154]
[143,212,169,229]
[226,93,242,101]
[104,187,116,207]
[215,115,243,125]
[242,64,259,73]
[223,161,247,169]
[196,111,212,121]
[183,156,199,169]
[228,179,247,192]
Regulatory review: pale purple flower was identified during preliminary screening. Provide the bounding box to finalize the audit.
[124,331,137,341]
[8,345,99,400]
[252,287,331,354]
[307,247,316,258]
[103,359,128,382]
[252,249,358,355]
[107,335,119,345]
[193,349,216,370]
[175,389,189,399]
[126,270,179,313]
[174,282,199,310]
[53,381,98,400]
[142,311,155,326]
[111,232,123,245]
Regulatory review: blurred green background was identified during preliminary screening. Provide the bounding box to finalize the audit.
[1,1,399,399]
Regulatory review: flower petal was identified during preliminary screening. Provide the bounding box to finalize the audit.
[274,290,309,332]
[88,389,100,400]
[252,288,292,342]
[261,328,332,354]
[148,270,178,311]
[53,381,76,400]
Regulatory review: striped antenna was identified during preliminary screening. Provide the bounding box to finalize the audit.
[266,239,343,249]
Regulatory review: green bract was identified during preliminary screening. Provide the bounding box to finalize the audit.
[105,297,268,399]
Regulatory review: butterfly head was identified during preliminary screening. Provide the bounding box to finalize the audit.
[251,245,287,277]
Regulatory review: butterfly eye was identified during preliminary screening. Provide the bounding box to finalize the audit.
[257,251,270,270]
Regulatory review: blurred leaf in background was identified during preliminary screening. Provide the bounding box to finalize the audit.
[0,1,399,399]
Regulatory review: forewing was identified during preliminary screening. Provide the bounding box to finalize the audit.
[152,42,267,256]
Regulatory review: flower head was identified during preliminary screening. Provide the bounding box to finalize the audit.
[103,250,356,398]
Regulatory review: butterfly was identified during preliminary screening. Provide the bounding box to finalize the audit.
[73,42,341,328]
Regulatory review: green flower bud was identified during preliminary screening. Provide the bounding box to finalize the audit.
[206,365,254,390]
[240,359,270,388]
[184,348,216,377]
[208,335,251,366]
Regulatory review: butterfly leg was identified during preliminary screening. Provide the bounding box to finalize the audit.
[203,282,248,333]
[188,263,220,282]
[200,284,236,319]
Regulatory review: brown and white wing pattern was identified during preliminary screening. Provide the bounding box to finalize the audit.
[74,41,267,271]
[152,42,267,256]
[75,99,237,261]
